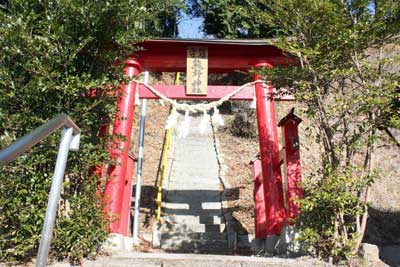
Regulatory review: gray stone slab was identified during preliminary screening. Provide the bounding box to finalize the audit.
[163,208,222,217]
[84,252,326,267]
[166,193,221,203]
[171,162,219,170]
[166,182,221,190]
[160,238,229,252]
[162,232,228,241]
[167,176,219,182]
[159,223,226,233]
[170,169,219,177]
[166,215,223,225]
[162,202,190,209]
[380,245,400,266]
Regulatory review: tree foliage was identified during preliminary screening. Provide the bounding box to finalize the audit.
[188,0,278,38]
[0,0,183,263]
[256,0,400,261]
[192,0,399,262]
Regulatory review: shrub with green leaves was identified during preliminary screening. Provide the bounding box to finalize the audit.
[297,168,376,261]
[257,0,399,262]
[0,0,184,263]
[192,0,398,262]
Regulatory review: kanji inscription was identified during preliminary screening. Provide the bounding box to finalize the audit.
[186,46,208,95]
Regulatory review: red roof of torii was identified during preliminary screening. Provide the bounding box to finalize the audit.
[133,38,293,73]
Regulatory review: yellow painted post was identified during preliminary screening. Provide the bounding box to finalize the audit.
[175,72,180,85]
[156,72,180,222]
[156,128,173,221]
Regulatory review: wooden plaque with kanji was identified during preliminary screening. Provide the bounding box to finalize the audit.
[186,46,208,95]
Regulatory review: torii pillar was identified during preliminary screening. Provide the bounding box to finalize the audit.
[103,59,141,249]
[253,62,286,253]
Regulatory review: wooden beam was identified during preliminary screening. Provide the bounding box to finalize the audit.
[134,41,295,72]
[138,84,295,101]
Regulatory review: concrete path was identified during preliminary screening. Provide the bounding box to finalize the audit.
[83,252,329,267]
[157,114,228,254]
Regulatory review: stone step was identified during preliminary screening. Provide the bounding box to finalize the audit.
[166,189,221,196]
[83,252,312,267]
[162,203,223,216]
[169,176,219,181]
[159,223,226,233]
[169,164,219,172]
[171,163,219,171]
[174,144,215,151]
[160,238,229,253]
[167,179,221,185]
[166,183,221,191]
[163,208,222,217]
[165,215,223,225]
[161,232,228,241]
[169,176,220,185]
[176,137,214,143]
[169,170,219,178]
[174,151,217,158]
[166,192,221,203]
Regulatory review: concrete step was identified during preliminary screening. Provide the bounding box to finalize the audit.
[165,191,222,202]
[161,238,229,253]
[174,144,215,152]
[176,138,214,144]
[159,223,226,233]
[84,252,316,267]
[171,164,219,172]
[163,208,223,217]
[162,232,228,241]
[174,150,218,159]
[168,177,220,184]
[162,202,223,216]
[169,170,219,179]
[165,215,223,225]
[166,182,221,190]
[169,164,219,172]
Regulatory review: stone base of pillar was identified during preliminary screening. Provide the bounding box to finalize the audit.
[265,235,280,256]
[102,233,133,252]
[253,227,304,257]
[253,235,279,256]
[276,225,300,255]
[254,238,266,255]
[152,228,161,248]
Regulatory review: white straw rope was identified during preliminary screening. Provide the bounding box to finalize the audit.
[131,79,267,113]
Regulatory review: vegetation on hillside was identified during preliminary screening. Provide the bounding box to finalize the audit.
[258,0,399,262]
[192,0,400,262]
[0,0,183,263]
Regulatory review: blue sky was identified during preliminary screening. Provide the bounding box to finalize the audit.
[177,12,204,38]
[177,2,376,39]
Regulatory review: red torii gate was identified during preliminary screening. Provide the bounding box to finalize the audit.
[102,38,298,243]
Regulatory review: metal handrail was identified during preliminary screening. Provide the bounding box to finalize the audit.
[0,114,80,166]
[0,113,81,267]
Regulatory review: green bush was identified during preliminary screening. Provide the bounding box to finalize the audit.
[297,169,375,262]
[0,0,183,263]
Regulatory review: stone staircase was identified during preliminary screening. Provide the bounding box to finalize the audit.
[83,252,322,267]
[155,114,230,254]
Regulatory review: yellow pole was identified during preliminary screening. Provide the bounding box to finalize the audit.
[156,127,173,221]
[156,72,179,222]
[174,72,180,85]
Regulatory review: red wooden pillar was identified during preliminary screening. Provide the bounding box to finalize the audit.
[250,155,268,238]
[103,59,141,234]
[253,62,286,235]
[278,110,303,221]
[119,155,135,236]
